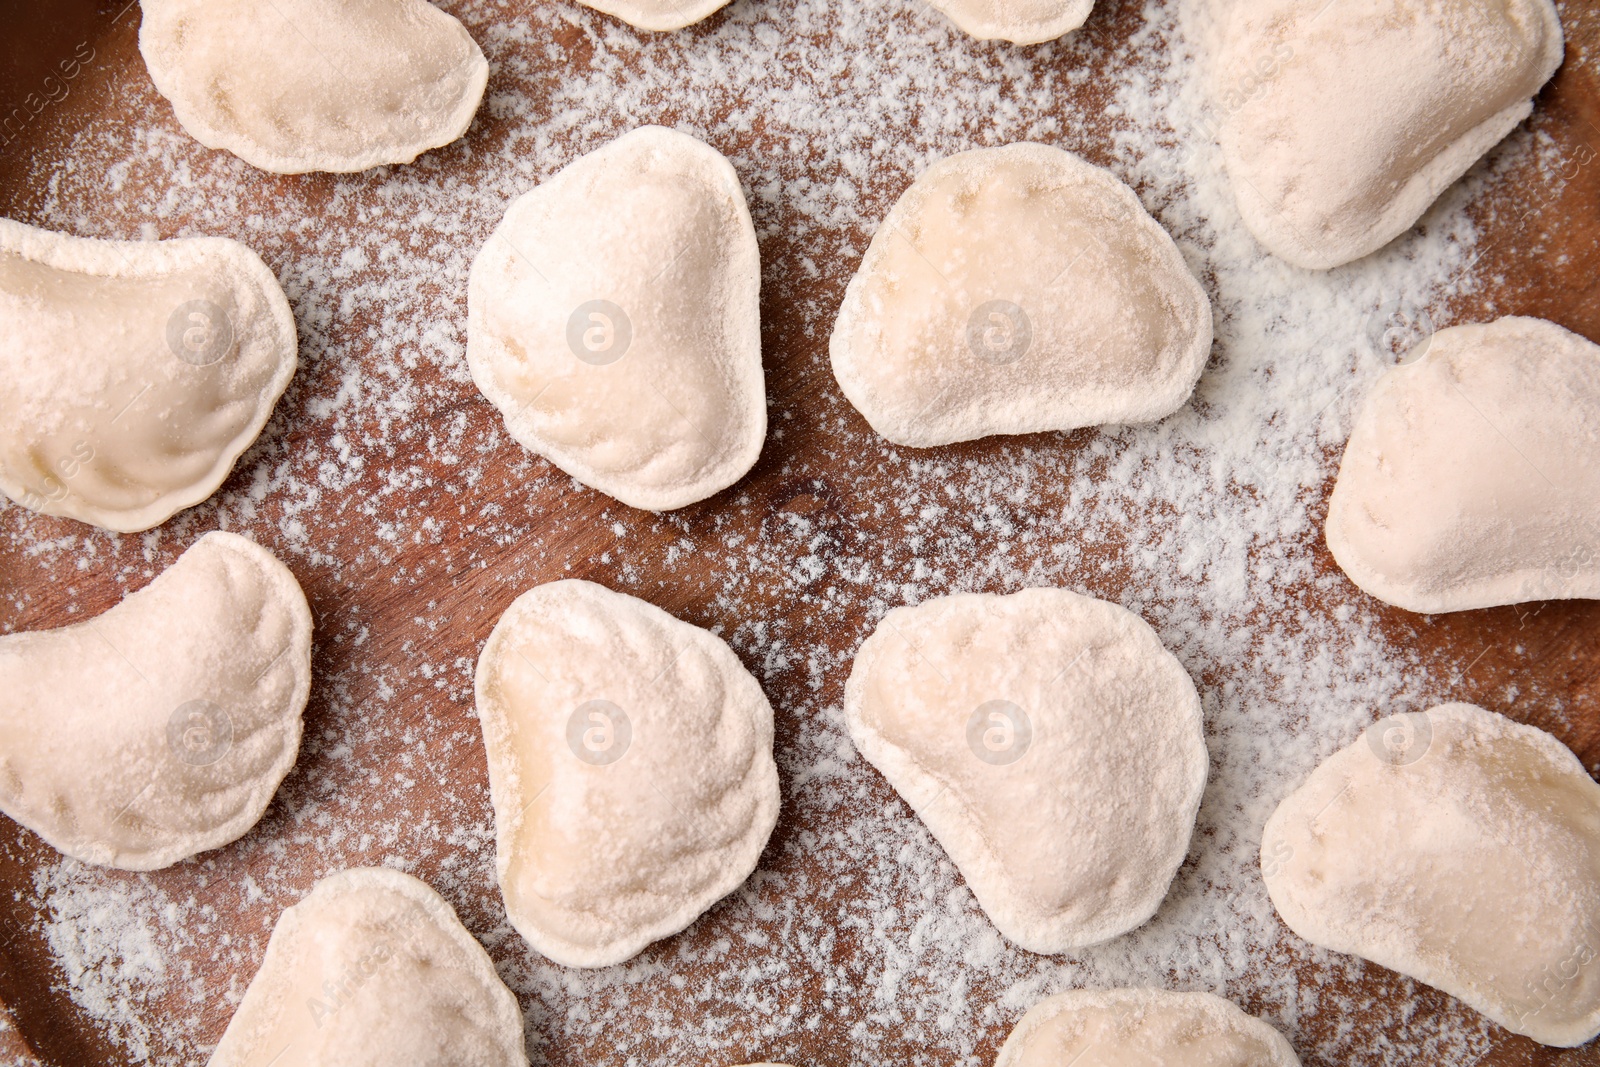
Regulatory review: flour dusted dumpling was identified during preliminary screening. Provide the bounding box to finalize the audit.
[830,144,1211,448]
[1214,0,1563,269]
[468,126,765,511]
[475,579,779,967]
[996,988,1301,1066]
[0,219,297,532]
[1326,317,1600,613]
[577,0,736,31]
[0,532,311,871]
[926,0,1092,44]
[138,0,488,174]
[208,868,527,1067]
[844,588,1207,951]
[1262,702,1600,1046]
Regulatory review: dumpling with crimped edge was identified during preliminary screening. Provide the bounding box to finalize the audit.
[474,579,780,968]
[0,531,312,871]
[0,218,297,533]
[830,143,1211,448]
[927,0,1093,45]
[1262,702,1600,1048]
[1325,317,1600,613]
[206,868,528,1067]
[995,988,1302,1066]
[843,588,1208,952]
[1213,0,1563,270]
[468,126,765,511]
[138,0,488,174]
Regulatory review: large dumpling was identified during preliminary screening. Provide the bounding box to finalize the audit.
[0,218,297,532]
[207,868,528,1067]
[830,144,1212,448]
[844,588,1208,952]
[1262,702,1600,1047]
[1214,0,1563,269]
[474,579,780,967]
[138,0,489,174]
[1325,317,1600,613]
[467,126,766,511]
[0,532,312,871]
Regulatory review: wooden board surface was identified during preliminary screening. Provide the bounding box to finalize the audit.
[2,0,1600,1065]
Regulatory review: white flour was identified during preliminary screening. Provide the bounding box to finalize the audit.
[3,0,1591,1064]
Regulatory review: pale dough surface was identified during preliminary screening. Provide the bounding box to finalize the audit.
[0,532,311,871]
[0,218,297,533]
[927,0,1094,44]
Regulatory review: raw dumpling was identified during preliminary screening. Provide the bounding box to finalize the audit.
[0,218,297,532]
[138,0,489,174]
[577,0,736,31]
[830,144,1211,448]
[843,588,1208,952]
[474,579,779,967]
[996,988,1301,1066]
[207,868,528,1067]
[468,126,765,511]
[1214,0,1563,269]
[1263,702,1600,1046]
[926,0,1092,44]
[1325,317,1600,613]
[0,532,312,871]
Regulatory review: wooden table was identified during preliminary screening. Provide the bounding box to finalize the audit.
[2,0,1599,1064]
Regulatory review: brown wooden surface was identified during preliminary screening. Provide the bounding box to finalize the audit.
[1,0,1600,1065]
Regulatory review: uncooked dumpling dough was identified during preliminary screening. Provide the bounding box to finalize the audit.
[1262,702,1600,1047]
[468,126,765,510]
[995,988,1301,1066]
[577,0,736,31]
[1326,317,1600,613]
[927,0,1092,44]
[207,868,527,1067]
[138,0,488,174]
[830,144,1211,448]
[0,218,297,532]
[1214,0,1563,269]
[0,532,311,871]
[844,588,1208,952]
[475,579,779,967]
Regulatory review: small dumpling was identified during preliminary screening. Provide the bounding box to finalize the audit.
[1214,0,1563,269]
[577,0,736,31]
[844,588,1207,952]
[475,579,779,967]
[1262,702,1600,1047]
[0,532,312,871]
[830,144,1212,448]
[468,126,765,511]
[207,868,528,1067]
[138,0,488,174]
[925,0,1092,44]
[996,988,1301,1066]
[1325,317,1600,613]
[0,218,297,532]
